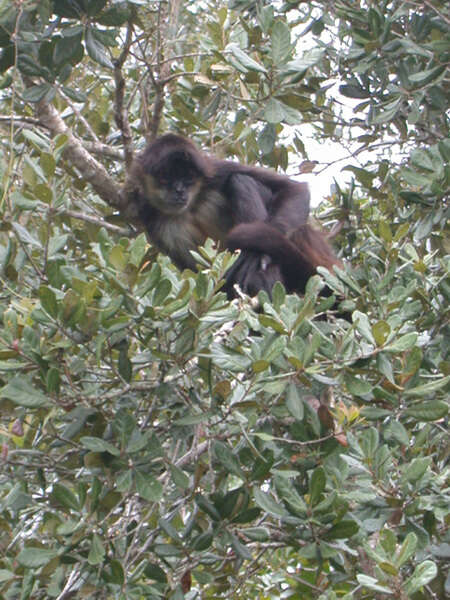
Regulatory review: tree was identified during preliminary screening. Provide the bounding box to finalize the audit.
[0,1,448,598]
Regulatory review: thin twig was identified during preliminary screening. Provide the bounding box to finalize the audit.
[58,209,132,235]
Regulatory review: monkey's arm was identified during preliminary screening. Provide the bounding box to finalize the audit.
[219,172,277,295]
[224,169,310,234]
[269,180,310,233]
[224,172,270,223]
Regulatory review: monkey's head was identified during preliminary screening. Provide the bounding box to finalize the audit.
[141,154,204,214]
[134,134,213,215]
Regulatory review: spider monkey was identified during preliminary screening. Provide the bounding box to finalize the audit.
[123,133,342,298]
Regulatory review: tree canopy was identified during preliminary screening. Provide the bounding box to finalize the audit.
[0,1,449,598]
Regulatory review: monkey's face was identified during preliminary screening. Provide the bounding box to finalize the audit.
[142,159,203,215]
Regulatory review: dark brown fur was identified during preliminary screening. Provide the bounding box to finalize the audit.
[123,134,342,297]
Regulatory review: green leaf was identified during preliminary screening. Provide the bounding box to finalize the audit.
[88,533,105,565]
[192,531,214,552]
[226,43,267,73]
[48,234,70,257]
[275,474,307,516]
[411,148,434,172]
[409,65,446,86]
[118,344,132,382]
[169,464,190,489]
[309,467,325,506]
[53,0,85,18]
[159,518,182,542]
[174,412,212,425]
[243,527,270,542]
[258,313,287,334]
[98,5,131,26]
[195,494,221,521]
[401,168,430,187]
[46,367,61,395]
[271,21,291,64]
[192,531,213,551]
[285,383,304,421]
[371,96,402,124]
[360,407,392,420]
[252,359,269,372]
[324,520,359,540]
[80,436,120,456]
[385,421,409,446]
[85,0,108,17]
[22,83,56,103]
[40,152,56,178]
[230,532,252,560]
[352,311,375,344]
[403,375,450,397]
[54,34,83,66]
[404,400,448,421]
[63,86,87,102]
[129,233,148,267]
[51,483,80,511]
[17,548,59,568]
[405,560,438,595]
[395,532,417,567]
[357,574,393,594]
[153,278,172,305]
[126,429,149,454]
[106,560,125,585]
[39,285,58,318]
[339,84,370,99]
[404,347,423,377]
[12,222,42,247]
[361,427,379,458]
[135,472,163,502]
[116,470,133,492]
[402,457,431,484]
[109,245,127,270]
[258,124,276,155]
[253,488,289,518]
[195,271,209,299]
[384,333,418,353]
[213,441,244,478]
[372,320,391,346]
[85,26,114,69]
[379,561,398,576]
[264,98,287,124]
[303,331,321,367]
[380,528,397,555]
[144,563,167,583]
[378,221,392,243]
[345,374,372,396]
[0,377,50,407]
[0,570,14,583]
[286,49,324,72]
[139,263,162,297]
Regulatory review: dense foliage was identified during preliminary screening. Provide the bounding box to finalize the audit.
[0,1,448,598]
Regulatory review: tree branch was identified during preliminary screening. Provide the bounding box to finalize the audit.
[34,99,124,211]
[114,20,135,168]
[58,209,131,235]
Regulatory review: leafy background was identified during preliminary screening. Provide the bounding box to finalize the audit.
[0,1,449,598]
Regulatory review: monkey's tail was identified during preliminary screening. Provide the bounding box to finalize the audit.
[226,222,341,292]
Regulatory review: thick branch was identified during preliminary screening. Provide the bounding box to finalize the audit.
[35,99,124,211]
[83,142,123,161]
